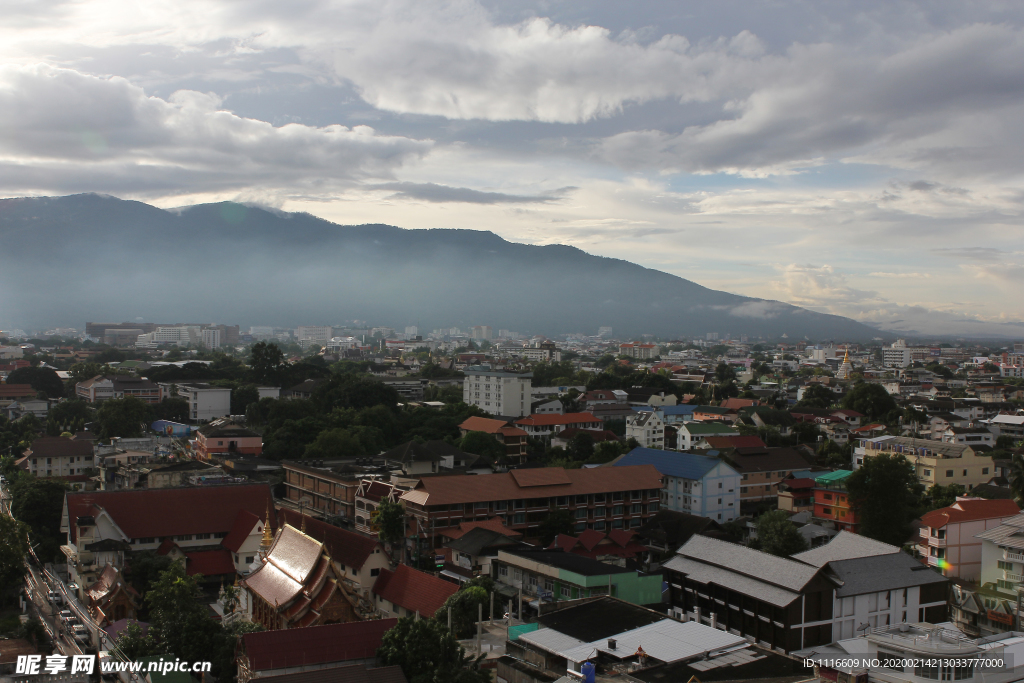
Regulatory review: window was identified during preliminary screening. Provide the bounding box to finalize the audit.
[612,519,623,529]
[498,566,508,577]
[370,568,380,576]
[823,493,833,500]
[982,468,990,475]
[475,502,488,510]
[594,494,606,503]
[924,469,932,476]
[946,470,953,477]
[914,664,940,680]
[576,495,588,504]
[612,492,623,501]
[576,509,588,519]
[998,560,1014,570]
[514,500,525,509]
[561,585,571,598]
[594,521,606,531]
[450,503,463,511]
[245,556,254,563]
[631,490,642,500]
[742,474,748,480]
[575,522,587,532]
[648,502,658,512]
[495,501,508,511]
[629,518,641,528]
[513,513,525,525]
[631,503,642,514]
[717,498,722,504]
[612,505,623,516]
[740,486,747,493]
[556,497,568,506]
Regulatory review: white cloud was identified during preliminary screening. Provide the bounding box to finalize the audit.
[0,64,431,197]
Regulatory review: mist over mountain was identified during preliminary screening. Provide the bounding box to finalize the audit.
[0,194,883,340]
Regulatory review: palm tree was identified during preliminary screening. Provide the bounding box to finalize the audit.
[1009,453,1024,505]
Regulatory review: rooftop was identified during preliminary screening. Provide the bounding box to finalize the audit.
[826,552,948,597]
[920,499,1020,529]
[612,448,728,481]
[371,564,457,618]
[240,619,398,671]
[534,596,666,642]
[792,530,901,568]
[500,548,637,576]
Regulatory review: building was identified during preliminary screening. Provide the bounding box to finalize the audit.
[811,470,859,533]
[159,382,231,422]
[236,618,398,683]
[193,419,263,460]
[201,328,222,349]
[354,480,403,536]
[371,563,458,619]
[296,326,333,347]
[0,384,37,401]
[625,410,665,448]
[278,509,390,608]
[677,422,737,450]
[546,529,647,561]
[76,375,161,403]
[242,523,357,629]
[883,339,913,368]
[977,512,1024,597]
[457,416,528,462]
[855,436,996,491]
[21,436,94,478]
[664,533,948,653]
[777,478,816,513]
[715,446,813,503]
[943,426,996,446]
[798,621,1024,683]
[84,565,139,626]
[493,548,662,609]
[634,510,725,556]
[381,440,479,476]
[618,343,660,359]
[399,466,664,558]
[60,484,274,590]
[462,367,531,417]
[611,448,740,522]
[917,498,1019,581]
[442,523,523,580]
[514,413,602,439]
[283,462,359,522]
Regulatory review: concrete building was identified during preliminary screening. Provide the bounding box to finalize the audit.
[463,366,531,417]
[160,382,231,422]
[677,422,737,450]
[201,328,222,349]
[855,436,996,491]
[612,447,740,522]
[20,436,94,478]
[76,375,161,403]
[917,498,1020,581]
[625,410,665,449]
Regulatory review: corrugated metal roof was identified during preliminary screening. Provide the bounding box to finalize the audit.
[674,534,820,593]
[662,555,801,608]
[614,448,733,481]
[560,619,747,664]
[518,627,586,656]
[975,513,1024,549]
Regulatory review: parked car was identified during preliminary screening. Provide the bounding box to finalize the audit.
[71,624,89,641]
[47,591,63,605]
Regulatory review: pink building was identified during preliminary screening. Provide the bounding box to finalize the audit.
[917,498,1020,581]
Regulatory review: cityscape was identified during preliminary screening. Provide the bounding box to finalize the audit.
[3,2,1024,683]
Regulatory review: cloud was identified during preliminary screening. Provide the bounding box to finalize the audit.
[0,63,431,197]
[371,182,575,204]
[868,272,932,279]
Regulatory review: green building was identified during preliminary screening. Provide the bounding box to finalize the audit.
[493,549,662,613]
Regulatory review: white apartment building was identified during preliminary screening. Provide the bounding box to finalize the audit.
[626,411,665,449]
[296,326,332,348]
[883,340,913,368]
[21,437,95,478]
[977,513,1024,594]
[614,448,740,522]
[160,382,231,422]
[201,328,222,349]
[463,366,532,417]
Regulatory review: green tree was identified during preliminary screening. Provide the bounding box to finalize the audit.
[114,621,163,659]
[377,617,490,683]
[231,384,261,415]
[145,563,221,666]
[0,514,30,594]
[435,586,489,638]
[373,499,406,547]
[587,440,624,464]
[213,620,263,683]
[845,453,923,546]
[249,341,285,384]
[797,384,836,409]
[841,382,898,422]
[97,396,153,438]
[152,398,189,423]
[304,428,366,459]
[48,399,93,428]
[925,484,965,511]
[459,431,505,461]
[6,366,65,398]
[565,432,595,462]
[715,363,737,384]
[537,509,575,546]
[10,476,68,562]
[754,511,808,556]
[124,551,174,603]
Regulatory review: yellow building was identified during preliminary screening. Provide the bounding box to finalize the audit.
[856,436,995,490]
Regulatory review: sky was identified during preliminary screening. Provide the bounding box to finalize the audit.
[2,0,1023,337]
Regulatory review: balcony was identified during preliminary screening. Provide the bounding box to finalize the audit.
[1003,570,1024,583]
[1004,550,1024,563]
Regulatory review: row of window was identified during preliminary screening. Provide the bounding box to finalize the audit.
[922,467,989,477]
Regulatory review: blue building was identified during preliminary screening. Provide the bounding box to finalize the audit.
[612,448,741,522]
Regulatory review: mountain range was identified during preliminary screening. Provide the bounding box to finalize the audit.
[0,194,885,340]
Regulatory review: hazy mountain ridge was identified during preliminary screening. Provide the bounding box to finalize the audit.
[0,194,883,340]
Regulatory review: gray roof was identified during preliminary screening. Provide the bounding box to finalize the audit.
[975,512,1024,550]
[826,553,948,597]
[792,530,901,568]
[444,527,520,556]
[663,535,822,607]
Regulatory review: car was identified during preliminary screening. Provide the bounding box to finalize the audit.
[67,583,79,592]
[58,610,74,624]
[48,591,63,605]
[71,624,89,641]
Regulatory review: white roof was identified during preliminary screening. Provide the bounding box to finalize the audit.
[990,415,1024,426]
[561,619,746,665]
[518,628,586,656]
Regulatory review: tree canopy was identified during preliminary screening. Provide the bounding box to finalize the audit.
[374,499,406,547]
[377,617,489,683]
[845,453,922,546]
[841,382,898,422]
[753,510,808,557]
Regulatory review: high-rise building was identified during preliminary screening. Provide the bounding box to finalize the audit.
[463,367,531,417]
[471,326,494,341]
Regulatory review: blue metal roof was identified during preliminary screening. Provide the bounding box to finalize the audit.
[632,405,696,416]
[614,447,727,480]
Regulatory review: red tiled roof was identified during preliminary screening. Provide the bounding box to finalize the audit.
[546,530,646,559]
[361,481,396,503]
[555,428,619,443]
[851,423,887,433]
[185,548,235,576]
[497,425,528,438]
[720,398,759,410]
[0,384,36,399]
[516,412,600,427]
[702,436,767,449]
[510,468,571,487]
[920,499,1020,529]
[401,465,663,506]
[438,517,523,540]
[459,416,510,434]
[780,478,817,490]
[372,564,457,618]
[222,510,261,553]
[279,509,385,570]
[65,484,274,544]
[240,619,398,671]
